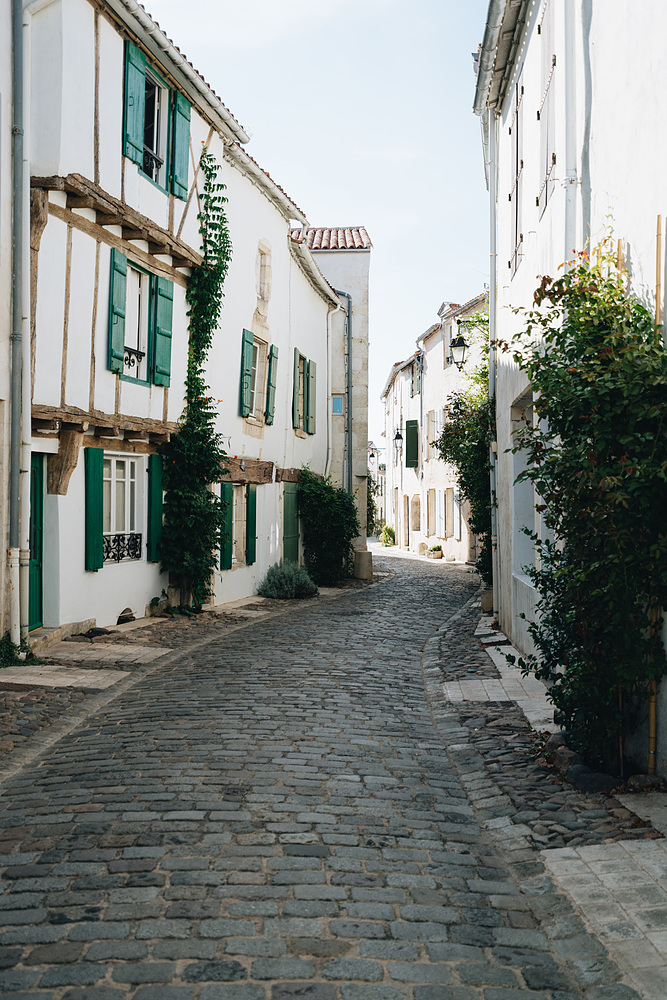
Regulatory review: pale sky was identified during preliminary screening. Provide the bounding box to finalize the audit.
[144,0,491,447]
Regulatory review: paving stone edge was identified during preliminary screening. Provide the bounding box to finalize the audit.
[419,591,643,1000]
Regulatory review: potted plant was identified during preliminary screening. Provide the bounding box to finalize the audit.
[427,544,443,559]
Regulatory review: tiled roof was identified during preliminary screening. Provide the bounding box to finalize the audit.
[290,227,372,251]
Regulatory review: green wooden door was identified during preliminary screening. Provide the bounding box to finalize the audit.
[29,454,44,631]
[282,482,300,564]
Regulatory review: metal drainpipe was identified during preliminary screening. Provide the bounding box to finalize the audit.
[334,289,353,494]
[488,110,501,621]
[9,0,25,644]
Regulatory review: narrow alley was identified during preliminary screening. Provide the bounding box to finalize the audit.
[0,558,651,998]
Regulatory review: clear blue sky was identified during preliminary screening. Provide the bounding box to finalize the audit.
[145,0,491,446]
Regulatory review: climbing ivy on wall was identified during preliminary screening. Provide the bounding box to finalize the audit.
[160,147,232,606]
[503,240,667,766]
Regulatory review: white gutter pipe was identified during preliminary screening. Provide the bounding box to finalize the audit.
[19,0,59,643]
[110,0,250,144]
[334,290,353,494]
[488,111,500,619]
[564,0,577,266]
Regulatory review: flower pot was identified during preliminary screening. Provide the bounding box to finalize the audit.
[427,550,443,559]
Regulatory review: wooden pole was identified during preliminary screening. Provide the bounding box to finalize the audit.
[656,215,662,327]
[617,238,623,273]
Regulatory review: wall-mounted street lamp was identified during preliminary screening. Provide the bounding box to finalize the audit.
[449,319,469,371]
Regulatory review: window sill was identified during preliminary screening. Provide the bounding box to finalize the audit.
[138,166,169,196]
[294,428,307,440]
[120,373,150,386]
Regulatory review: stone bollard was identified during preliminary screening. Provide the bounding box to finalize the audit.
[354,549,373,580]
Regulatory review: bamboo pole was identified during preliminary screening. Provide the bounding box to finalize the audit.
[648,604,660,775]
[656,215,663,327]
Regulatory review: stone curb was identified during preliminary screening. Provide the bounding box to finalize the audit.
[419,591,643,1000]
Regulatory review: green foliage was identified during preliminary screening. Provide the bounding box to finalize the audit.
[257,560,318,599]
[435,367,494,586]
[0,632,40,668]
[367,470,380,536]
[297,468,361,585]
[504,240,667,765]
[380,524,395,547]
[161,147,232,606]
[429,544,442,551]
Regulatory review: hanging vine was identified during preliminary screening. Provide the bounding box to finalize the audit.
[503,239,667,766]
[160,146,232,607]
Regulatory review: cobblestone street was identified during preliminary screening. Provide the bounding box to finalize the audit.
[0,555,648,998]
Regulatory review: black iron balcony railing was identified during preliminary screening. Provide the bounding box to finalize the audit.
[103,533,142,563]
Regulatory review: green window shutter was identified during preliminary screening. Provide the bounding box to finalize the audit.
[240,329,254,417]
[153,276,173,386]
[405,420,419,468]
[84,448,104,572]
[292,348,300,428]
[147,454,163,562]
[171,91,191,200]
[124,41,146,165]
[305,360,316,435]
[220,481,233,570]
[245,484,257,565]
[108,249,127,373]
[265,345,278,425]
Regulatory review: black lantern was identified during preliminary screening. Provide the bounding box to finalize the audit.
[450,324,468,370]
[393,428,403,447]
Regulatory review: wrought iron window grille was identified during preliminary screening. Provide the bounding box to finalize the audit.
[103,533,142,563]
[124,346,146,371]
[143,147,164,180]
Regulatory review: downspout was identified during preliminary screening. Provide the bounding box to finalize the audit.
[334,289,353,495]
[16,0,59,643]
[9,0,24,644]
[488,110,500,620]
[324,301,342,479]
[564,0,577,266]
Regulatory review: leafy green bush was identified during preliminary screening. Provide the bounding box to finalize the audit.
[257,561,318,599]
[504,240,667,766]
[380,524,395,546]
[298,469,360,585]
[429,544,442,551]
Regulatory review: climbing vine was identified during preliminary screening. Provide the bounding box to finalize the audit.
[160,147,232,607]
[504,239,667,766]
[435,311,494,585]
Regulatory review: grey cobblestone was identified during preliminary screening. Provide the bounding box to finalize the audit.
[0,557,636,999]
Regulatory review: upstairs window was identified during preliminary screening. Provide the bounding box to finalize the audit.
[292,349,316,435]
[508,76,524,276]
[124,41,191,199]
[240,329,278,425]
[537,0,556,217]
[108,249,173,386]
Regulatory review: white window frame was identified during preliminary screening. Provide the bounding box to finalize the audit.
[124,265,150,381]
[232,484,247,564]
[143,68,170,188]
[248,337,269,423]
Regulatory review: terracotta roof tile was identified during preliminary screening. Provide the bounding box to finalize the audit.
[290,227,372,251]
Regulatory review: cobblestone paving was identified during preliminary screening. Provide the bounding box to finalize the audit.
[0,556,640,998]
[0,688,89,758]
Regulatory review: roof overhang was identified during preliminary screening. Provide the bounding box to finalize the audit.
[288,239,340,308]
[105,0,250,143]
[224,143,308,225]
[473,0,533,116]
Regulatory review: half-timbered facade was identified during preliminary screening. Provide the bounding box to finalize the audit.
[17,0,369,636]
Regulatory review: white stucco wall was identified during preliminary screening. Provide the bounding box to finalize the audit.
[0,0,12,633]
[490,0,667,768]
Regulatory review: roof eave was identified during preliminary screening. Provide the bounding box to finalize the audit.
[473,0,533,116]
[107,0,250,143]
[224,143,308,225]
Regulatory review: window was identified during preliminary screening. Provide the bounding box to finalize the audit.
[102,456,142,563]
[508,75,524,276]
[410,358,421,396]
[220,483,257,569]
[124,41,191,199]
[240,330,278,424]
[537,0,556,216]
[332,396,344,415]
[292,349,316,434]
[108,249,173,385]
[405,419,419,468]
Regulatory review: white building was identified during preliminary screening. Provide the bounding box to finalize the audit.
[11,0,369,639]
[474,0,667,766]
[0,0,11,638]
[382,293,486,561]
